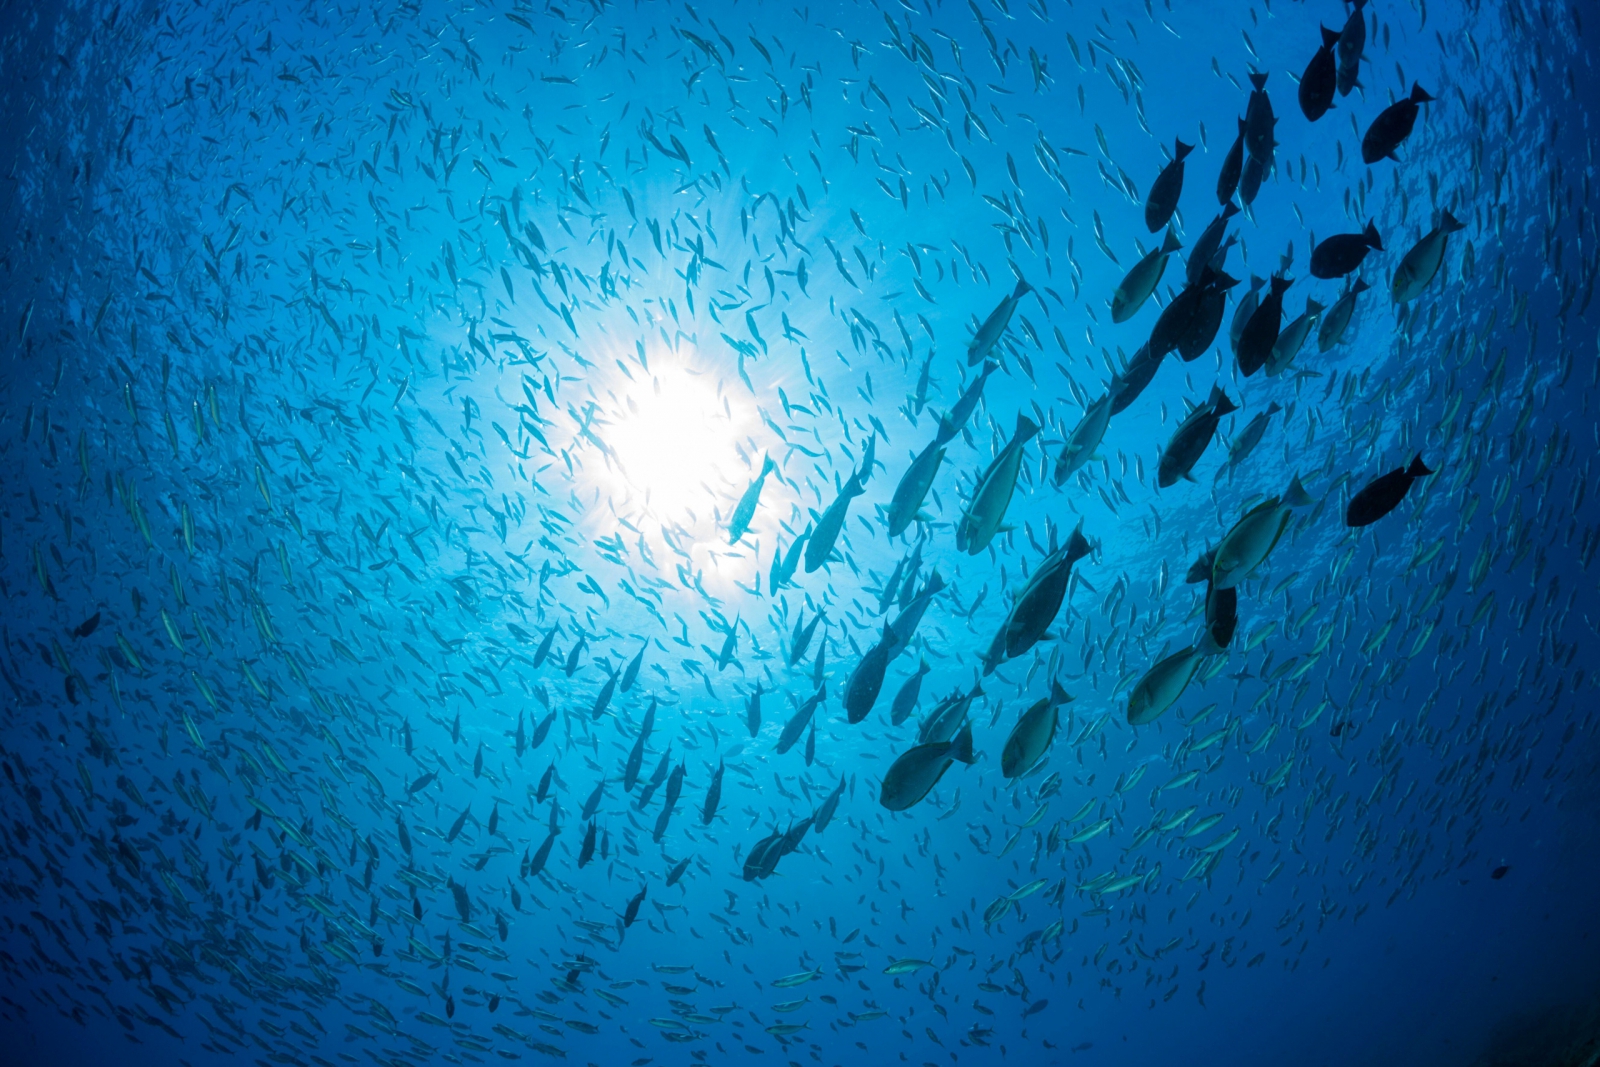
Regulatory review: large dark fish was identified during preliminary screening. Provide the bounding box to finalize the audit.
[1216,117,1245,205]
[1346,456,1434,527]
[1110,343,1165,416]
[966,280,1032,365]
[1362,83,1434,163]
[1000,680,1072,779]
[880,723,976,812]
[1243,72,1276,164]
[1299,26,1341,121]
[844,626,895,724]
[1237,276,1292,376]
[996,522,1092,663]
[1158,386,1237,487]
[1144,139,1192,233]
[1148,273,1211,359]
[776,686,825,754]
[1177,270,1240,362]
[1239,152,1267,207]
[889,659,931,726]
[1186,203,1239,287]
[1337,0,1368,97]
[804,468,864,573]
[1310,221,1383,279]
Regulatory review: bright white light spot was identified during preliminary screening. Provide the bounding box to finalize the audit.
[605,364,748,524]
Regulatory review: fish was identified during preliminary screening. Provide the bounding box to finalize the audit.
[890,659,932,726]
[1177,270,1240,362]
[1337,0,1368,96]
[1391,211,1465,303]
[1001,680,1073,778]
[1317,279,1370,352]
[776,686,826,755]
[578,820,597,868]
[1128,643,1211,726]
[1111,229,1182,323]
[844,626,896,724]
[813,779,845,833]
[1265,299,1324,377]
[993,522,1092,664]
[1243,72,1276,164]
[966,279,1032,365]
[1229,275,1264,357]
[1144,139,1192,233]
[1186,204,1239,287]
[1299,25,1341,121]
[804,468,865,572]
[745,681,764,737]
[1054,394,1113,485]
[532,624,560,668]
[1236,275,1292,377]
[945,361,998,439]
[1239,151,1267,207]
[1346,456,1434,527]
[1212,473,1315,589]
[882,958,934,975]
[619,643,646,692]
[1310,221,1383,279]
[956,413,1040,555]
[701,760,724,824]
[880,722,977,811]
[1158,386,1237,487]
[790,609,823,666]
[1216,117,1245,205]
[624,698,655,792]
[71,612,101,639]
[918,682,983,745]
[727,454,776,543]
[887,426,949,537]
[1222,402,1282,476]
[1362,83,1434,163]
[1110,343,1164,415]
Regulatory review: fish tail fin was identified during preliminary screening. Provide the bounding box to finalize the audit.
[1283,474,1312,508]
[1049,678,1074,706]
[1408,455,1434,478]
[1015,413,1041,441]
[1352,278,1371,294]
[950,723,976,764]
[1222,202,1240,220]
[1306,299,1325,315]
[1012,278,1033,299]
[1270,275,1293,295]
[1174,138,1194,161]
[1321,25,1341,46]
[1161,228,1183,254]
[934,413,958,446]
[1410,82,1434,103]
[761,454,776,476]
[1249,71,1268,90]
[1212,389,1238,417]
[1065,521,1091,565]
[1364,220,1383,250]
[1266,402,1283,415]
[1440,210,1464,233]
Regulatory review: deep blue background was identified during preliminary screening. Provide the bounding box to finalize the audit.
[1,1,1597,1065]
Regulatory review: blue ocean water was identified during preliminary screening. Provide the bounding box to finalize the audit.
[2,0,1598,1065]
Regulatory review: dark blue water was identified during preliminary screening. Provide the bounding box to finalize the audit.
[2,1,1598,1065]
